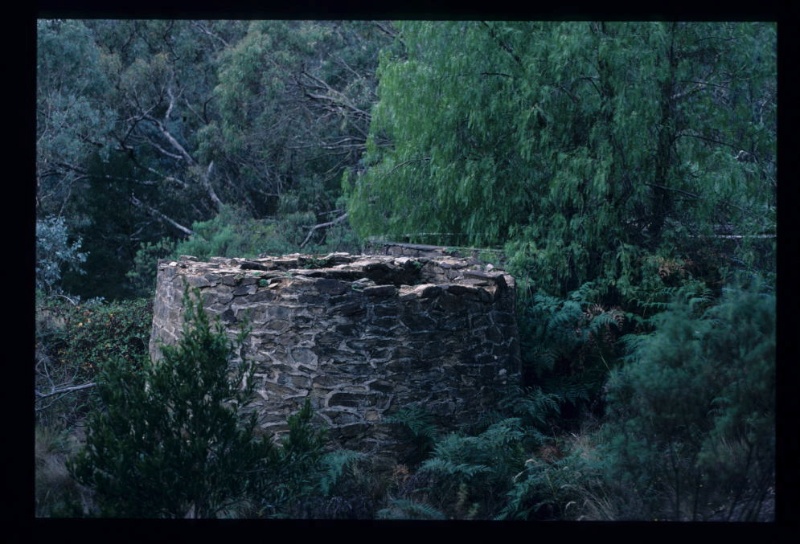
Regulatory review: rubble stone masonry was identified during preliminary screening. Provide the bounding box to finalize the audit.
[149,248,520,457]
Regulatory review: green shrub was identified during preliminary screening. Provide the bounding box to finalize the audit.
[126,238,177,297]
[35,295,153,429]
[36,216,87,294]
[169,204,361,263]
[599,278,775,521]
[68,288,274,518]
[257,399,328,518]
[173,205,286,260]
[387,418,527,519]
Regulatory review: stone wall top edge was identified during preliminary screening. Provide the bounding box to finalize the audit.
[157,252,513,286]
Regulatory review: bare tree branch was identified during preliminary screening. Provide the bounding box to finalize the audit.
[675,130,739,151]
[203,160,224,212]
[334,55,363,81]
[53,160,88,175]
[373,21,397,39]
[191,21,229,49]
[165,85,176,122]
[145,136,186,162]
[36,382,97,400]
[644,182,700,200]
[671,84,706,103]
[143,114,196,165]
[130,194,195,236]
[54,293,81,306]
[299,69,372,120]
[300,213,349,248]
[691,233,775,240]
[183,95,213,125]
[557,84,580,104]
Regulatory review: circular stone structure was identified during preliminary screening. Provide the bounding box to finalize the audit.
[149,250,521,455]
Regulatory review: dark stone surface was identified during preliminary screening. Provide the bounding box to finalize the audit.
[150,252,521,454]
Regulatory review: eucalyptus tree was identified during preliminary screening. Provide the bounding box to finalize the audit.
[36,19,117,221]
[79,19,249,234]
[346,21,776,300]
[208,20,393,228]
[38,20,252,298]
[37,19,393,299]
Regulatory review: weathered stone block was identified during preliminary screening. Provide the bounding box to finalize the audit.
[149,249,520,455]
[363,285,398,298]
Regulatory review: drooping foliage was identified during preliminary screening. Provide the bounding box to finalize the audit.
[346,21,776,299]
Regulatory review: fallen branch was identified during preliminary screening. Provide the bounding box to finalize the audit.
[53,293,80,306]
[203,160,224,212]
[644,182,700,200]
[690,234,775,240]
[130,194,195,237]
[300,213,349,249]
[35,382,96,400]
[143,114,196,166]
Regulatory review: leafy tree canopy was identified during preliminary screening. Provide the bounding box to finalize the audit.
[37,20,394,299]
[346,21,776,299]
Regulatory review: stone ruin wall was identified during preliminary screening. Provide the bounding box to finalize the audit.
[149,246,520,457]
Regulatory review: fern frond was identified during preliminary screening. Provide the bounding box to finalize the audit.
[377,498,447,520]
[480,418,525,446]
[549,301,583,330]
[618,333,649,363]
[569,281,601,303]
[384,406,438,441]
[588,311,621,334]
[318,449,364,496]
[419,458,491,479]
[545,378,590,406]
[499,387,560,427]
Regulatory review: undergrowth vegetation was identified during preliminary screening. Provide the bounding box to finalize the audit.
[599,277,775,521]
[34,270,775,520]
[35,294,153,430]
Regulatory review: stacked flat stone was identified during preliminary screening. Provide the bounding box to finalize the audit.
[149,251,521,456]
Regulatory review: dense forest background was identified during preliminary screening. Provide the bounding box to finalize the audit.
[35,20,778,521]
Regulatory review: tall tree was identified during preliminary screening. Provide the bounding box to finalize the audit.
[346,22,776,299]
[80,20,246,230]
[37,20,394,299]
[38,20,247,300]
[36,19,116,220]
[208,20,393,221]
